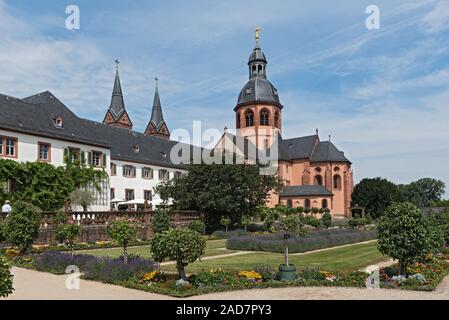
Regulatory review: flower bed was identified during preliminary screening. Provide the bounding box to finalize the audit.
[380,252,449,291]
[123,268,369,297]
[13,251,157,283]
[226,229,378,253]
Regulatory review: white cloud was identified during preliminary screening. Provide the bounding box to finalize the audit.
[421,0,449,32]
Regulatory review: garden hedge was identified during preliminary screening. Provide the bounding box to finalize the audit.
[226,229,378,253]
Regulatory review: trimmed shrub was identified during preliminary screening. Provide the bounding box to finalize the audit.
[226,229,377,253]
[188,220,206,235]
[5,201,41,253]
[322,213,332,229]
[151,228,206,281]
[151,209,171,234]
[303,216,321,229]
[107,219,138,264]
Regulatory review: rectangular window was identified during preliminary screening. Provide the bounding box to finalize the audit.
[159,169,169,181]
[0,137,18,158]
[123,165,136,178]
[92,151,102,167]
[110,188,115,200]
[144,190,152,201]
[110,163,117,176]
[125,189,135,201]
[84,179,109,206]
[38,142,51,162]
[6,138,15,156]
[174,171,182,178]
[142,167,153,180]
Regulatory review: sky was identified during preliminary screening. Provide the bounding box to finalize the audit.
[0,0,448,194]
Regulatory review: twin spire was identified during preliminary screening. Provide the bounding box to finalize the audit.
[102,61,170,140]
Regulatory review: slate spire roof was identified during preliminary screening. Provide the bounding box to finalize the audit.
[108,68,126,119]
[150,80,166,130]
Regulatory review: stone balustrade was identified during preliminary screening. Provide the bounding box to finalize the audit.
[2,210,203,245]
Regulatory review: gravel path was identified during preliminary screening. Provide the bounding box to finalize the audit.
[3,266,449,300]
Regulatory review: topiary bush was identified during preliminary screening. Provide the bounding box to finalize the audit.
[322,212,332,229]
[303,216,321,229]
[0,256,14,297]
[151,209,171,235]
[378,202,444,276]
[5,201,42,253]
[107,219,138,264]
[151,228,206,281]
[187,220,206,235]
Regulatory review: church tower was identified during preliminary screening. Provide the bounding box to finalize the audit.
[235,27,283,150]
[103,60,133,129]
[144,78,170,140]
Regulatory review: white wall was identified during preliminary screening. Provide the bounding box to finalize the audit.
[109,159,186,208]
[0,128,187,212]
[0,129,111,211]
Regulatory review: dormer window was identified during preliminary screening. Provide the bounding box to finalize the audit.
[55,116,63,128]
[132,145,140,153]
[161,152,167,158]
[246,88,252,95]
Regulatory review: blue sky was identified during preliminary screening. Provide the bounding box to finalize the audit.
[1,0,449,194]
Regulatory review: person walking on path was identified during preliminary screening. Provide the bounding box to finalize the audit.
[2,200,12,215]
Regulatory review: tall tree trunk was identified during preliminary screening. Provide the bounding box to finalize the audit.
[123,241,128,264]
[177,261,187,281]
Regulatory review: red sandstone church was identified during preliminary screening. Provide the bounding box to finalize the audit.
[217,31,354,218]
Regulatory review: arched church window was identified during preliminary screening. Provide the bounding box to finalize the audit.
[252,65,257,75]
[274,112,280,128]
[305,199,311,209]
[314,175,323,186]
[258,65,263,74]
[322,199,328,209]
[245,110,254,127]
[260,109,269,126]
[333,175,342,190]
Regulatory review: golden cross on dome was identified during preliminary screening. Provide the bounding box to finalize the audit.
[255,26,261,46]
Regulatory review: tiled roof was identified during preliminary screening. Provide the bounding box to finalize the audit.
[280,185,333,197]
[0,91,197,168]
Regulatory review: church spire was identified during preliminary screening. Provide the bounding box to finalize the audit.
[248,26,267,79]
[144,77,170,140]
[103,60,133,129]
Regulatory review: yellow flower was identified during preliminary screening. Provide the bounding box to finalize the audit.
[238,271,262,280]
[143,271,159,282]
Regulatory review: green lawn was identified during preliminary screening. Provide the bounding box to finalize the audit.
[76,239,233,258]
[161,241,388,273]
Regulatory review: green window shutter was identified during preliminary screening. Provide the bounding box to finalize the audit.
[64,148,69,163]
[81,151,85,164]
[132,167,136,177]
[87,152,92,165]
[103,154,107,167]
[122,166,126,176]
[141,168,145,179]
